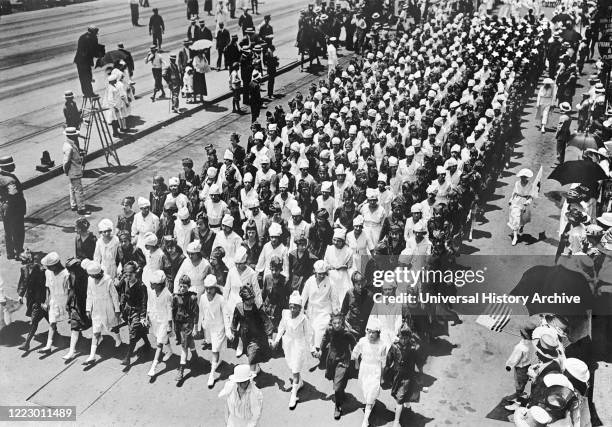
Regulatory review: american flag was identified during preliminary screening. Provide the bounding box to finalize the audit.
[476,303,512,332]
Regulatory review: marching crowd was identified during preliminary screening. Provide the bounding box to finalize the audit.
[2,0,611,425]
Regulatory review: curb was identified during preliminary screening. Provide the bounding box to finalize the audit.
[22,58,308,190]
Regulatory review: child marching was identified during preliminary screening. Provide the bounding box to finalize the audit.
[172,274,200,382]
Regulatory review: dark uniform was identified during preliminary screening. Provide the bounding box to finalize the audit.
[240,50,253,104]
[149,9,165,49]
[73,28,102,97]
[63,97,82,128]
[263,44,278,98]
[225,37,241,73]
[0,161,26,259]
[216,26,231,70]
[249,76,262,123]
[117,276,150,364]
[17,260,48,350]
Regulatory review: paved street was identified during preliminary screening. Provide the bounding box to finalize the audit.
[1,2,611,427]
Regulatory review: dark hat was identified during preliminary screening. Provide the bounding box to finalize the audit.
[150,44,158,50]
[183,39,192,45]
[170,54,177,59]
[316,208,329,220]
[0,156,15,168]
[117,43,125,48]
[182,157,194,167]
[264,14,271,19]
[199,19,206,24]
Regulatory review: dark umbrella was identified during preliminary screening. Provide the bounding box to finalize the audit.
[510,264,593,316]
[548,160,607,185]
[95,49,130,69]
[551,13,573,25]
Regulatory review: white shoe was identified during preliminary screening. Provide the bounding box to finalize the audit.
[114,337,122,348]
[505,403,520,411]
[62,351,76,360]
[207,372,219,388]
[236,348,243,357]
[512,235,518,246]
[289,392,297,409]
[147,365,157,377]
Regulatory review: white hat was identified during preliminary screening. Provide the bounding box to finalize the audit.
[303,129,314,138]
[291,205,302,216]
[517,168,533,178]
[543,373,574,390]
[235,246,248,264]
[335,164,346,175]
[321,181,332,192]
[223,149,234,161]
[138,197,151,208]
[564,358,590,383]
[98,218,114,232]
[333,228,346,241]
[366,317,382,332]
[209,183,221,195]
[405,146,415,156]
[349,125,357,134]
[143,232,158,246]
[206,167,217,179]
[366,188,378,200]
[85,260,103,275]
[260,155,270,164]
[269,222,282,237]
[411,204,423,213]
[466,135,476,144]
[436,165,446,175]
[169,177,180,186]
[314,260,328,273]
[451,144,461,153]
[279,176,289,189]
[254,131,264,140]
[178,207,190,220]
[204,274,221,289]
[377,173,387,183]
[426,184,438,194]
[597,212,612,227]
[41,252,61,267]
[353,215,364,226]
[388,156,398,167]
[150,270,166,285]
[444,158,458,168]
[186,241,202,253]
[316,120,324,128]
[289,290,303,306]
[268,123,277,131]
[243,172,253,183]
[222,214,234,227]
[411,139,421,148]
[229,364,254,383]
[298,159,309,169]
[529,407,552,425]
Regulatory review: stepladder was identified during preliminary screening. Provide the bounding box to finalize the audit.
[80,95,121,167]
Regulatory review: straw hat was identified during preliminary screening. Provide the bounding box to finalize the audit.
[229,364,255,383]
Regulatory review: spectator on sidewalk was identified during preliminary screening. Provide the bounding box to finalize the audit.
[164,55,182,114]
[145,45,166,102]
[117,43,135,77]
[63,91,82,129]
[199,19,214,62]
[215,22,231,70]
[130,0,139,26]
[192,51,209,103]
[238,8,254,36]
[225,35,241,74]
[249,70,262,123]
[62,128,88,216]
[0,156,26,260]
[187,18,201,41]
[186,0,199,20]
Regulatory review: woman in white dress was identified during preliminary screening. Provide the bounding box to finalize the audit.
[346,215,374,275]
[146,270,174,377]
[200,274,231,388]
[132,197,160,252]
[224,246,262,314]
[324,227,353,310]
[39,252,70,353]
[508,169,534,246]
[94,218,120,279]
[300,260,333,351]
[218,364,264,427]
[360,189,386,247]
[352,318,388,427]
[273,291,313,409]
[82,259,121,365]
[142,232,165,287]
[174,241,212,299]
[174,207,196,254]
[536,78,555,132]
[368,279,403,346]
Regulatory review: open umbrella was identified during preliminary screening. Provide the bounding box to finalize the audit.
[95,49,129,68]
[190,39,213,50]
[510,264,593,316]
[548,160,607,186]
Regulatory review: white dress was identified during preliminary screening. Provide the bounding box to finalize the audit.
[142,247,165,288]
[174,258,212,299]
[346,230,373,275]
[323,245,353,311]
[46,269,70,323]
[86,275,120,333]
[174,219,196,254]
[255,242,289,278]
[275,310,313,374]
[300,276,333,349]
[507,180,533,231]
[94,236,120,279]
[147,287,173,344]
[352,337,387,404]
[218,381,263,427]
[224,266,262,314]
[131,211,160,251]
[360,204,385,246]
[199,293,230,352]
[212,231,243,269]
[368,304,403,346]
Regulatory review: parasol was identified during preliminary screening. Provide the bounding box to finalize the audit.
[95,49,129,68]
[548,160,607,186]
[510,264,593,316]
[190,39,213,50]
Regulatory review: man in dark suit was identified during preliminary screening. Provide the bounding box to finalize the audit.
[249,70,262,123]
[198,20,213,62]
[73,26,102,97]
[178,39,192,80]
[0,156,26,260]
[238,8,253,35]
[164,55,183,113]
[186,0,199,19]
[215,22,231,70]
[149,8,165,50]
[258,14,273,39]
[225,35,241,74]
[187,18,201,41]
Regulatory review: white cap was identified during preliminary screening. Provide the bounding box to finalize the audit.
[314,260,328,273]
[269,222,282,237]
[222,214,234,227]
[98,218,114,232]
[291,205,302,216]
[223,150,234,161]
[143,232,158,246]
[138,197,150,208]
[289,290,303,306]
[178,207,190,220]
[321,181,332,192]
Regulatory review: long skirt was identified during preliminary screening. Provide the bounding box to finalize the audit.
[358,361,382,404]
[390,371,420,404]
[281,337,309,374]
[194,72,208,96]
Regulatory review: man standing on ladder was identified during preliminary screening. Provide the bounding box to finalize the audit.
[62,128,89,216]
[73,25,102,98]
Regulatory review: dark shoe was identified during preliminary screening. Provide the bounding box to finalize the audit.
[77,209,91,216]
[120,356,131,366]
[175,365,185,382]
[334,406,341,420]
[71,206,78,211]
[150,96,156,102]
[19,342,30,352]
